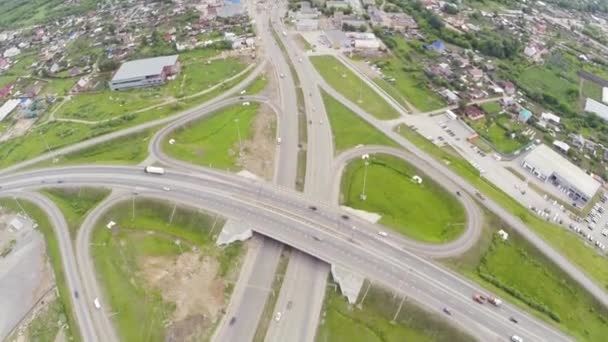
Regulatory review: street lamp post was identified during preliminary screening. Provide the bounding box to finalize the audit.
[360,154,370,201]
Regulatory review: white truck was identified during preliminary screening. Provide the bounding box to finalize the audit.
[145,166,165,175]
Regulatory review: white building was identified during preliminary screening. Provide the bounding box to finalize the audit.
[585,98,608,121]
[603,87,608,104]
[552,140,570,153]
[521,144,600,204]
[0,99,20,121]
[109,55,180,91]
[541,112,560,125]
[3,47,20,58]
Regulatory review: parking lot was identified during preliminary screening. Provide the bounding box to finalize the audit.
[405,112,608,257]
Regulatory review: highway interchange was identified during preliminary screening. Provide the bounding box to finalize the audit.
[0,0,605,341]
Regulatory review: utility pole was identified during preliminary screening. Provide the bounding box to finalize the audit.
[14,197,26,216]
[360,154,370,201]
[391,294,407,323]
[131,195,136,221]
[358,77,363,104]
[234,118,243,156]
[357,281,372,309]
[168,202,177,225]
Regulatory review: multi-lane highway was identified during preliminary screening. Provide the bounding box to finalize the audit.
[1,0,605,341]
[0,166,572,341]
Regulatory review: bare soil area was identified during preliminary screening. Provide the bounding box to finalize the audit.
[238,103,276,180]
[0,118,36,142]
[139,252,226,341]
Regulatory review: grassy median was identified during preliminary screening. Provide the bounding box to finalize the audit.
[162,103,260,170]
[445,210,608,341]
[395,123,608,295]
[322,91,398,154]
[0,199,80,342]
[311,55,400,120]
[317,281,474,342]
[340,154,466,243]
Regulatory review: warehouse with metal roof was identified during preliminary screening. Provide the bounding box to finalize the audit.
[109,55,180,91]
[521,144,600,204]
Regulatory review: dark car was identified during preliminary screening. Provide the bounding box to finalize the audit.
[456,191,461,197]
[341,214,349,220]
[443,307,452,316]
[509,317,518,324]
[309,205,317,211]
[229,317,237,325]
[74,291,79,298]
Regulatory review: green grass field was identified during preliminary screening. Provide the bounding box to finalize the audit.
[0,198,80,342]
[469,117,528,154]
[371,36,445,112]
[317,282,474,342]
[42,188,110,239]
[480,101,502,115]
[244,74,268,94]
[9,298,66,341]
[322,91,398,153]
[446,211,608,341]
[581,79,602,102]
[48,127,158,166]
[0,64,255,171]
[92,199,242,342]
[310,55,400,120]
[55,57,246,121]
[42,77,78,96]
[163,103,260,170]
[396,123,608,305]
[341,154,466,243]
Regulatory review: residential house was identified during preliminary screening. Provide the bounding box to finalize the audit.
[502,81,515,95]
[468,68,483,81]
[424,40,445,54]
[553,140,570,154]
[518,108,533,123]
[465,105,485,120]
[541,112,560,125]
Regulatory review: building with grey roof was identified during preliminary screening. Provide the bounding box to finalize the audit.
[109,55,180,91]
[521,144,600,204]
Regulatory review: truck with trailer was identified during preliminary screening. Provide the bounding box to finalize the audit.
[144,166,165,175]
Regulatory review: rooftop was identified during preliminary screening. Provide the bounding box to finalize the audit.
[111,55,178,82]
[524,144,600,198]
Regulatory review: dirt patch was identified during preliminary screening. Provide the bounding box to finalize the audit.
[139,252,226,341]
[238,103,276,180]
[0,118,36,143]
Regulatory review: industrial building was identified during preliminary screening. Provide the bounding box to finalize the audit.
[521,144,600,204]
[109,55,180,91]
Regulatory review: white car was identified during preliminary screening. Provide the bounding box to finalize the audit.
[378,231,388,237]
[163,186,171,191]
[280,73,285,78]
[275,311,282,321]
[276,137,282,145]
[511,335,523,342]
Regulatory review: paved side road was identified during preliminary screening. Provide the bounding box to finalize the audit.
[316,77,608,309]
[0,61,266,177]
[331,145,483,258]
[0,192,98,342]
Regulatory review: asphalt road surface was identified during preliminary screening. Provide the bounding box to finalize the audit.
[0,166,572,342]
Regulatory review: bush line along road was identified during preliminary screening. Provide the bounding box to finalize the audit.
[0,1,604,342]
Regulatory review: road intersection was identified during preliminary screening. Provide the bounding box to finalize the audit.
[0,0,605,341]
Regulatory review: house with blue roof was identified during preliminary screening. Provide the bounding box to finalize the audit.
[424,40,445,54]
[518,108,532,123]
